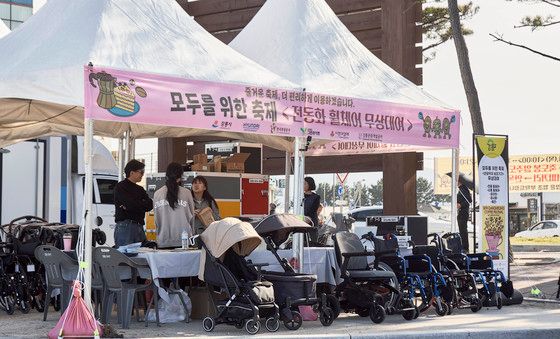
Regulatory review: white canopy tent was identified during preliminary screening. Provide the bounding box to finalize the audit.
[230,0,461,264]
[0,0,300,150]
[0,20,9,38]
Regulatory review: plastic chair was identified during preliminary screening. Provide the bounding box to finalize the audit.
[34,245,79,321]
[93,247,160,329]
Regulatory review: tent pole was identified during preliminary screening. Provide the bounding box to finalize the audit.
[66,136,73,224]
[124,130,130,162]
[118,136,124,182]
[83,118,94,308]
[284,151,291,213]
[451,148,459,234]
[292,137,304,273]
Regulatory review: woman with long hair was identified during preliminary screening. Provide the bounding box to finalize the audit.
[153,162,195,248]
[191,175,220,235]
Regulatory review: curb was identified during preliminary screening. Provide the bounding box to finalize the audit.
[512,245,560,252]
[140,328,560,339]
[524,297,560,304]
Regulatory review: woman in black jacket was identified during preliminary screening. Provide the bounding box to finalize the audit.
[303,176,321,242]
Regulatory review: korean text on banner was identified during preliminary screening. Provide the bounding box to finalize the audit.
[84,66,460,148]
[475,135,509,278]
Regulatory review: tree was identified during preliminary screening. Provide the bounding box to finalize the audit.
[417,177,435,204]
[448,0,485,135]
[366,179,384,206]
[316,182,333,206]
[491,0,560,62]
[422,0,479,61]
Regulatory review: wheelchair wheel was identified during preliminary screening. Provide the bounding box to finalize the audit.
[283,310,302,330]
[326,294,340,319]
[319,307,334,326]
[369,304,385,324]
[265,317,280,332]
[202,317,215,332]
[245,319,261,335]
[434,301,448,317]
[496,295,503,310]
[470,297,482,313]
[19,300,30,314]
[2,297,14,315]
[402,301,420,320]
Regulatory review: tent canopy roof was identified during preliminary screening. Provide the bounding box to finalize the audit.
[0,0,299,150]
[0,20,9,38]
[230,0,453,111]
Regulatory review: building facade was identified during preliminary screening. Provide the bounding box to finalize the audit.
[0,0,33,30]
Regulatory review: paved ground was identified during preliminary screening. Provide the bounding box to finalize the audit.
[0,250,558,338]
[0,302,558,338]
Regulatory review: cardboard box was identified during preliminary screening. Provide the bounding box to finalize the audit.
[193,153,208,164]
[191,163,210,172]
[226,153,250,173]
[208,155,223,172]
[188,287,214,320]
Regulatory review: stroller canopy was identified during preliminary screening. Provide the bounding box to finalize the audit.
[253,214,314,247]
[202,217,262,259]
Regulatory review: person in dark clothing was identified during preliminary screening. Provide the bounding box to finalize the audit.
[113,159,153,247]
[457,182,472,252]
[303,176,321,242]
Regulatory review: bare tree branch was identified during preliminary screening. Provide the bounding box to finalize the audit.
[542,0,560,8]
[423,39,449,52]
[490,33,560,61]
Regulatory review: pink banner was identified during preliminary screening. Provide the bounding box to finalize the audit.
[306,141,432,156]
[85,66,460,148]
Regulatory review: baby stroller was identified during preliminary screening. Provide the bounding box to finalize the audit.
[411,233,482,314]
[253,214,338,329]
[198,218,280,335]
[333,231,405,323]
[365,233,449,316]
[441,232,514,309]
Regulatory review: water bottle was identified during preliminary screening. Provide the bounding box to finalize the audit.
[181,230,189,249]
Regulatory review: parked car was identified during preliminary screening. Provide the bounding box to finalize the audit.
[515,220,560,238]
[347,206,383,228]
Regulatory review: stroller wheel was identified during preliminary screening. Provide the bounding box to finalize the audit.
[283,311,302,331]
[235,322,244,329]
[245,319,261,335]
[326,294,340,319]
[202,317,215,332]
[385,305,396,316]
[319,307,334,326]
[369,304,385,324]
[265,317,280,332]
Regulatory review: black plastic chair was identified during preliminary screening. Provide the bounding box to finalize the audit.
[34,245,78,321]
[93,247,160,329]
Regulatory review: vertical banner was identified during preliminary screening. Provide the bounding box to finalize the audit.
[475,135,509,277]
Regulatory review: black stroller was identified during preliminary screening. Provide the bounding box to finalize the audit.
[198,218,280,335]
[253,214,339,329]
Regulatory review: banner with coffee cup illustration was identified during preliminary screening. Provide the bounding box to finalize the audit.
[475,135,509,278]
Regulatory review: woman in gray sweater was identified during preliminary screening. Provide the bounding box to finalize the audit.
[191,176,220,235]
[153,163,195,248]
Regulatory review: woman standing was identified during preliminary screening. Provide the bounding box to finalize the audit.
[153,163,195,248]
[304,176,321,242]
[191,176,221,235]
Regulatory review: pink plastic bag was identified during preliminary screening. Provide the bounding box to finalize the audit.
[48,281,103,339]
[298,305,318,321]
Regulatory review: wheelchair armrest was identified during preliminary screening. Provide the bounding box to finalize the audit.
[466,253,492,260]
[342,251,375,258]
[404,254,430,261]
